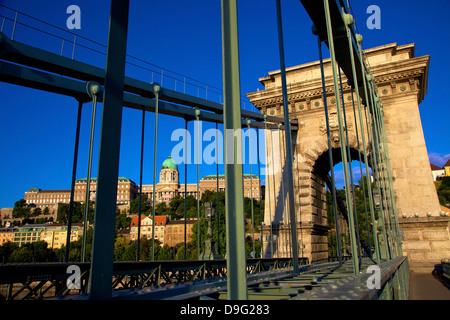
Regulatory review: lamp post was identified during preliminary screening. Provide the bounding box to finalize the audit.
[200,202,221,260]
[373,187,381,210]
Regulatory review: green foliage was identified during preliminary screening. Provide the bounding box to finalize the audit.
[191,191,227,257]
[0,241,18,263]
[129,194,151,215]
[436,176,450,206]
[115,212,131,230]
[245,236,262,258]
[56,201,94,224]
[326,176,376,257]
[7,241,55,263]
[3,190,266,263]
[12,199,30,219]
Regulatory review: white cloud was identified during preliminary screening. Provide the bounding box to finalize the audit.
[428,153,450,167]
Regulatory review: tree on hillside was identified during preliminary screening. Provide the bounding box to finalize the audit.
[12,199,30,219]
[437,176,450,206]
[129,193,150,214]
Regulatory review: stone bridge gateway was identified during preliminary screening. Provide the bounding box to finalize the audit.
[247,42,449,271]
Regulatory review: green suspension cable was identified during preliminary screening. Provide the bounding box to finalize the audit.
[65,100,83,263]
[151,84,161,261]
[216,122,220,256]
[194,107,201,259]
[366,78,391,260]
[323,0,359,273]
[277,125,288,258]
[376,103,402,256]
[317,36,342,265]
[256,126,263,258]
[270,127,277,258]
[275,0,299,273]
[354,33,380,263]
[338,66,362,266]
[363,86,388,260]
[371,90,400,257]
[263,117,272,258]
[247,119,256,257]
[82,82,100,263]
[280,127,292,258]
[136,105,145,262]
[184,118,188,260]
[350,87,372,260]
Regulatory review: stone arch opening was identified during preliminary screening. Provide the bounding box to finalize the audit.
[294,131,373,263]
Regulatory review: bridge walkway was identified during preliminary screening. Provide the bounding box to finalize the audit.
[409,269,450,300]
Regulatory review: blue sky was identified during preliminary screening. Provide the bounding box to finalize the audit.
[0,0,449,208]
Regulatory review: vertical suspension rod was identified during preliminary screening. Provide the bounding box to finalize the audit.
[136,106,145,261]
[277,125,288,258]
[151,85,161,261]
[362,84,389,260]
[317,36,342,265]
[371,89,401,255]
[270,128,277,258]
[221,0,247,299]
[256,126,263,257]
[375,102,402,255]
[370,89,398,257]
[350,86,372,260]
[216,122,220,255]
[247,119,256,256]
[366,79,391,259]
[338,67,362,266]
[82,82,100,263]
[280,126,292,258]
[195,108,201,259]
[184,118,188,260]
[275,0,299,274]
[354,33,380,263]
[323,0,359,273]
[64,100,83,263]
[88,0,129,300]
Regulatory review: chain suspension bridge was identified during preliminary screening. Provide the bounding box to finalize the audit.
[0,0,448,301]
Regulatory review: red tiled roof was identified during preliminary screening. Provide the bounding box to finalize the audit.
[430,163,443,171]
[444,159,450,167]
[130,215,169,227]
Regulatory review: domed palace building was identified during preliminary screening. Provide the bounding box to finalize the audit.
[156,156,181,202]
[140,156,261,204]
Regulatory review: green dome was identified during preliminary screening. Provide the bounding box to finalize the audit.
[161,156,178,170]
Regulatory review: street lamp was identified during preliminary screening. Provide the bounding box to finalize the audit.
[200,202,221,260]
[373,187,381,210]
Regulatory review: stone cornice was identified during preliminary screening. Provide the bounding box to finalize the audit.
[247,50,430,110]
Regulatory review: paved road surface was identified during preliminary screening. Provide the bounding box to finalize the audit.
[409,272,450,300]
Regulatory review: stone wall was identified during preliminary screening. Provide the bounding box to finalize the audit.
[399,216,450,271]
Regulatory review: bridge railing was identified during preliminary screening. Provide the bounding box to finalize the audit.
[0,4,257,111]
[0,258,308,300]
